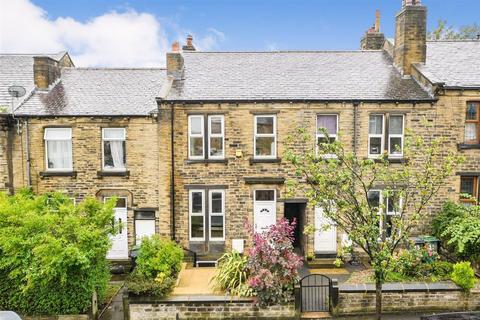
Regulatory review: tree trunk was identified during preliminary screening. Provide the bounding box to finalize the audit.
[375,279,382,320]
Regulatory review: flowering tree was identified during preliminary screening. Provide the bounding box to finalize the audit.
[246,218,303,307]
[284,125,463,319]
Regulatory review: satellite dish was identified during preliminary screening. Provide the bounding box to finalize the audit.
[8,85,26,98]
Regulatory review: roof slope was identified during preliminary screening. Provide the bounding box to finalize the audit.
[0,53,66,109]
[16,68,166,116]
[166,51,433,102]
[416,41,480,88]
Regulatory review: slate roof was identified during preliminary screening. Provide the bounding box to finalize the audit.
[0,53,67,110]
[415,40,480,88]
[165,51,434,102]
[16,68,166,116]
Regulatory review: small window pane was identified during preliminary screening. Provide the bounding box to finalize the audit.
[210,117,222,134]
[367,191,380,209]
[317,137,336,146]
[210,216,224,238]
[211,192,223,213]
[209,137,223,157]
[465,123,477,142]
[387,195,399,214]
[255,190,275,201]
[191,192,203,213]
[389,137,403,155]
[369,137,382,155]
[135,211,155,220]
[191,216,204,238]
[385,214,393,237]
[114,198,127,208]
[103,128,125,140]
[256,117,274,134]
[46,140,72,169]
[44,128,71,140]
[317,115,337,135]
[389,116,403,134]
[255,137,274,156]
[460,177,475,196]
[466,103,478,120]
[190,137,203,156]
[190,117,203,134]
[369,115,383,134]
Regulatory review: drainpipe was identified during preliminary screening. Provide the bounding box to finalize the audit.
[25,118,32,188]
[6,118,14,194]
[353,102,359,155]
[170,103,176,241]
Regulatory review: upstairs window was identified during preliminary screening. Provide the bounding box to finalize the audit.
[208,115,224,159]
[368,114,404,158]
[254,115,276,158]
[317,114,338,154]
[460,176,478,204]
[189,115,204,159]
[102,128,126,171]
[465,102,480,144]
[44,128,72,171]
[188,115,225,160]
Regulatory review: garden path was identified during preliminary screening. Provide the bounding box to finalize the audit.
[172,266,217,295]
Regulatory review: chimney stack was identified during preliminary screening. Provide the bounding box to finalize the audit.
[182,34,196,51]
[167,41,184,80]
[394,0,427,75]
[33,56,60,90]
[360,10,385,50]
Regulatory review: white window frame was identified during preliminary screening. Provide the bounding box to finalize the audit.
[316,114,339,156]
[254,115,277,159]
[104,196,128,208]
[254,189,276,203]
[102,128,126,171]
[188,115,205,160]
[209,189,225,241]
[134,211,156,245]
[44,127,73,172]
[368,190,402,238]
[208,115,225,159]
[387,115,404,158]
[189,189,206,241]
[368,114,385,159]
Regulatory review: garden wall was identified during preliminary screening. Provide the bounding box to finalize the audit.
[129,295,296,320]
[336,282,480,315]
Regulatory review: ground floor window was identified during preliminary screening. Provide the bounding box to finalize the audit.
[367,190,401,238]
[189,189,225,242]
[134,211,156,244]
[460,176,478,204]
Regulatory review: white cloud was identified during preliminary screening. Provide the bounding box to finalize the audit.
[0,0,225,67]
[265,41,279,51]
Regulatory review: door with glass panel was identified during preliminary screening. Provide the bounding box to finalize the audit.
[189,189,225,252]
[106,197,129,259]
[253,189,277,233]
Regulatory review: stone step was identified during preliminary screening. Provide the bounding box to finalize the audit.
[307,258,337,269]
[301,311,332,319]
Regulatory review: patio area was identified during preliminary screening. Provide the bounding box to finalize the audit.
[172,265,218,295]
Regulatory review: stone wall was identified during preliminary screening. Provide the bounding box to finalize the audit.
[22,315,89,320]
[336,282,480,315]
[129,296,295,320]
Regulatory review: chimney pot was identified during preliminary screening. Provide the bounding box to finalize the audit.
[182,34,196,51]
[172,41,180,52]
[375,10,381,32]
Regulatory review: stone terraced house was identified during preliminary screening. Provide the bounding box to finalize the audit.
[0,0,479,263]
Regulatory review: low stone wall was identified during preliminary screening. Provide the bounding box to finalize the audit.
[129,295,296,320]
[22,315,89,320]
[336,281,480,315]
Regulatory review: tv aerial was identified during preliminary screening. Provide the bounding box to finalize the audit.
[7,85,26,118]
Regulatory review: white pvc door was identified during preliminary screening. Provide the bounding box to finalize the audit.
[314,206,337,254]
[106,197,129,259]
[253,190,276,233]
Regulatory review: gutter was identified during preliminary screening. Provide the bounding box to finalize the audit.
[156,98,437,104]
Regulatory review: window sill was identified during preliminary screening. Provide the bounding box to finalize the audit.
[244,177,285,184]
[185,159,228,164]
[97,170,130,178]
[249,157,282,164]
[458,143,480,150]
[40,171,77,178]
[364,157,406,164]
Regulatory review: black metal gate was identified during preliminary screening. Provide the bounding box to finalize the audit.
[300,274,331,312]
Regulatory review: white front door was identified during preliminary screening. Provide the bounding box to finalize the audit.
[253,189,276,233]
[106,197,129,259]
[314,206,337,254]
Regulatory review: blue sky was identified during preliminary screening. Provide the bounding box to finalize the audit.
[1,0,478,67]
[31,0,480,51]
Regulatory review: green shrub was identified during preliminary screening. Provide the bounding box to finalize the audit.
[431,261,454,279]
[0,190,115,315]
[134,235,183,279]
[126,273,176,297]
[211,251,253,297]
[126,235,183,297]
[451,261,476,292]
